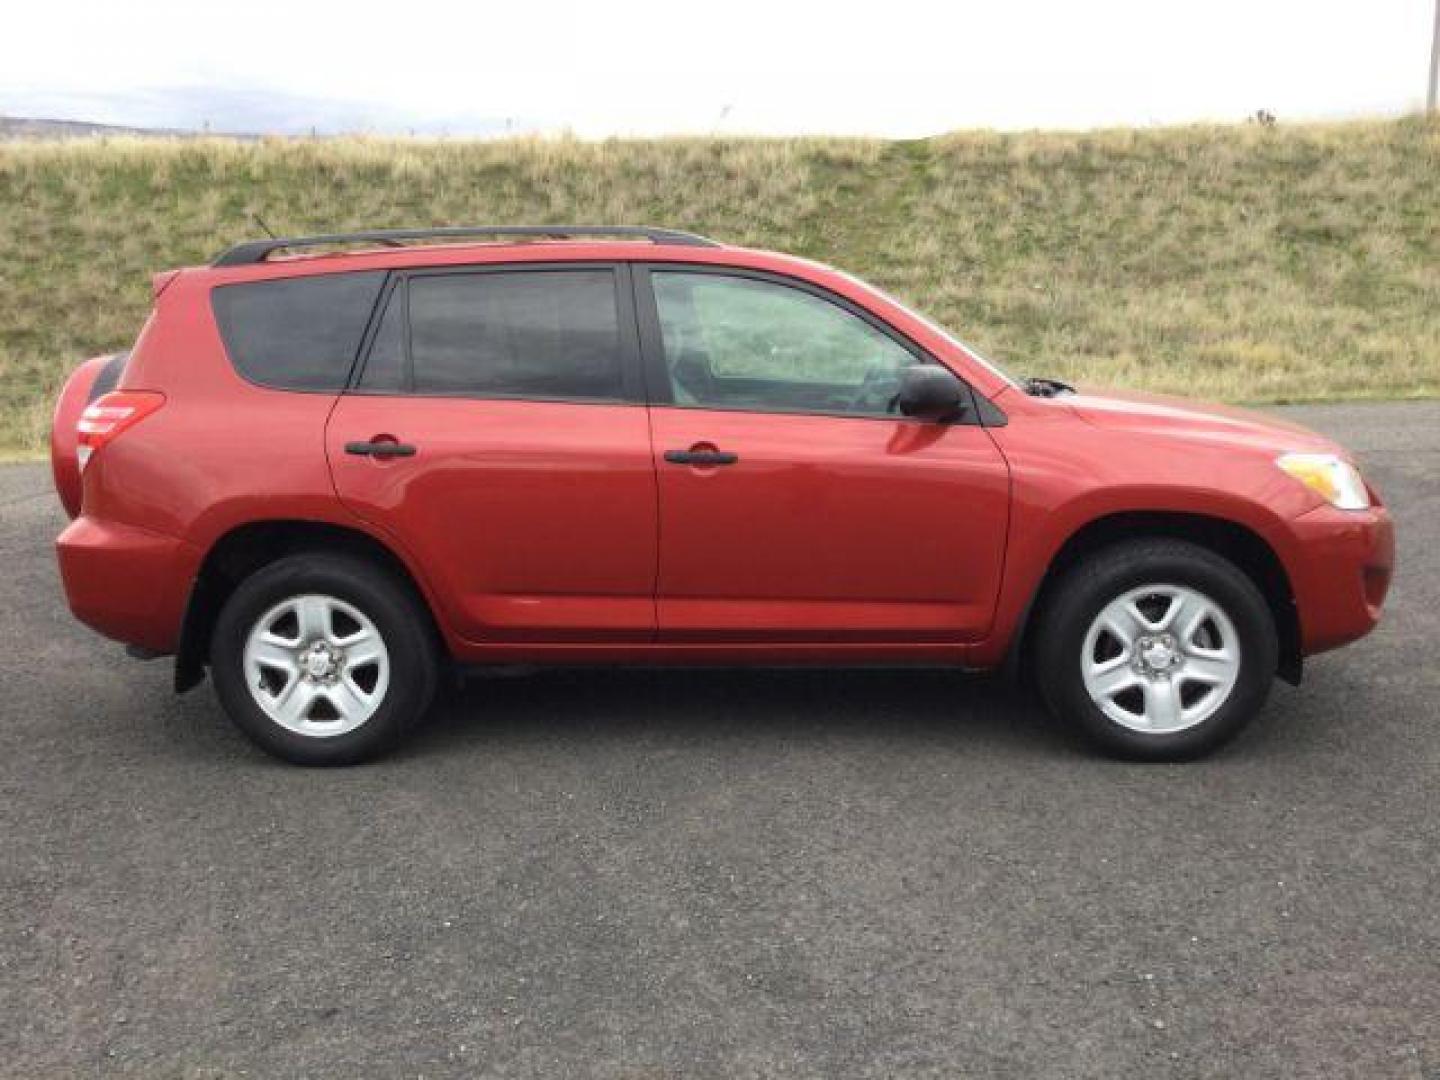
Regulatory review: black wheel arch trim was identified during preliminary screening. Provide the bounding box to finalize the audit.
[1004,510,1303,688]
[172,518,446,694]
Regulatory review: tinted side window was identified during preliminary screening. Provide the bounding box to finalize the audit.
[212,271,385,390]
[407,270,623,400]
[651,271,920,417]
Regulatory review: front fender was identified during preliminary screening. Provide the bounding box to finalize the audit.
[973,420,1312,669]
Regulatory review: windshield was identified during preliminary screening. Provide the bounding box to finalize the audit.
[837,273,1021,388]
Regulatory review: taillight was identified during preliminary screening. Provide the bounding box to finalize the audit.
[77,391,164,470]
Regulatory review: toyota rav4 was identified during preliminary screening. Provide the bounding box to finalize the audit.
[52,225,1394,764]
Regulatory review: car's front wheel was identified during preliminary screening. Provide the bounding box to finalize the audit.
[1035,539,1278,759]
[210,553,437,765]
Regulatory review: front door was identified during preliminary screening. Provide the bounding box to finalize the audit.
[327,264,657,643]
[638,267,1010,643]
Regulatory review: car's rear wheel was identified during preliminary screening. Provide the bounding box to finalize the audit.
[211,553,437,765]
[1035,539,1277,760]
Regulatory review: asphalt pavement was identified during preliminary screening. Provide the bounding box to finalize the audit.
[1,401,1437,1078]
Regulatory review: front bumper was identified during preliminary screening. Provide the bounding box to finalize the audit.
[1286,503,1395,656]
[56,516,202,654]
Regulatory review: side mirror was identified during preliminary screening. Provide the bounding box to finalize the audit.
[897,364,966,421]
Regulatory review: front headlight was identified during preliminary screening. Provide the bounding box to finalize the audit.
[1276,453,1371,510]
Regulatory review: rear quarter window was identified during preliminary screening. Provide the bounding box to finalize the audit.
[211,271,386,390]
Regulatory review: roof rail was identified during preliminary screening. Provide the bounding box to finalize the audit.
[211,225,720,266]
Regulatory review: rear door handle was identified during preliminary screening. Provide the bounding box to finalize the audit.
[664,449,738,466]
[345,440,417,458]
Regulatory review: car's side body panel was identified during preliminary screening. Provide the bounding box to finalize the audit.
[647,405,1011,642]
[326,395,660,644]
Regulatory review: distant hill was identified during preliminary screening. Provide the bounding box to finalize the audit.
[0,115,233,139]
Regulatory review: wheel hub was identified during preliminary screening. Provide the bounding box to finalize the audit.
[1135,634,1181,675]
[298,640,343,682]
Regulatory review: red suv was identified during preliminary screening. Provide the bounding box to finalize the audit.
[52,226,1394,765]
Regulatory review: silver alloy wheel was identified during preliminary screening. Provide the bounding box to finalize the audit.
[242,594,390,738]
[1080,583,1241,735]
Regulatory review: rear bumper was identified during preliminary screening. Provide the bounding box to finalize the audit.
[56,516,202,654]
[1287,503,1395,656]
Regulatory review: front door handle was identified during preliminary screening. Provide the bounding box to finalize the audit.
[345,440,417,458]
[665,448,738,467]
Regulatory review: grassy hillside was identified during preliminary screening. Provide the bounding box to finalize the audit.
[2,119,1437,456]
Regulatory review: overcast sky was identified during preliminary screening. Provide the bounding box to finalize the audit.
[1,0,1433,137]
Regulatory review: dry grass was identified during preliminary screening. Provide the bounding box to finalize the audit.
[1,119,1437,454]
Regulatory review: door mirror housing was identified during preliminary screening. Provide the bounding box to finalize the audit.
[897,364,966,421]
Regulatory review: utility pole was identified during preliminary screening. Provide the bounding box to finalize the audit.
[1430,0,1440,111]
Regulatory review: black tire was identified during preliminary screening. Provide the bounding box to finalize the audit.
[210,553,438,765]
[1034,539,1277,760]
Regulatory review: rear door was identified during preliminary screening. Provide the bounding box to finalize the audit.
[327,263,658,644]
[637,265,1010,643]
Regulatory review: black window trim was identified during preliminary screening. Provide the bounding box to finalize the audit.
[631,262,990,426]
[345,261,646,407]
[348,271,403,390]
